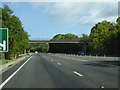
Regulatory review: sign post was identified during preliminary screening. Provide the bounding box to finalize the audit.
[0,28,8,52]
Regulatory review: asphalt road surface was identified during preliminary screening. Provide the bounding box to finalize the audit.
[0,53,119,88]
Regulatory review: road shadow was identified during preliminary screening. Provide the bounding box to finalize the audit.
[84,60,120,67]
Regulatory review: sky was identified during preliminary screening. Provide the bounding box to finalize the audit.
[1,1,119,40]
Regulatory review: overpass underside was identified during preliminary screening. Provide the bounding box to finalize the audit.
[29,40,88,54]
[49,43,82,54]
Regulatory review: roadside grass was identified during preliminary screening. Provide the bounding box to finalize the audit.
[0,53,32,65]
[0,55,31,65]
[0,59,16,65]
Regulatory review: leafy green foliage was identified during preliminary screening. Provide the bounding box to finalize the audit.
[1,5,30,59]
[1,5,119,57]
[80,34,90,41]
[89,18,120,56]
[30,43,49,53]
[51,33,80,41]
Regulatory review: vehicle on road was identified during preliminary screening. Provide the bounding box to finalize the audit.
[35,51,38,54]
[77,51,85,56]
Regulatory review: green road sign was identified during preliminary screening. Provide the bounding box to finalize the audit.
[0,28,8,52]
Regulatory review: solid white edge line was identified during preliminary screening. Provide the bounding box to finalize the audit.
[0,56,32,89]
[73,71,83,77]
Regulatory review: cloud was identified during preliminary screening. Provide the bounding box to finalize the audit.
[29,2,118,25]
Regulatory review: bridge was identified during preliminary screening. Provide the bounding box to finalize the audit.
[29,40,81,44]
[29,39,90,54]
[29,39,89,44]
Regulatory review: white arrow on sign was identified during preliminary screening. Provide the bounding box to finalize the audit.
[0,40,6,51]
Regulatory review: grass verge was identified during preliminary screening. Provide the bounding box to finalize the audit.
[0,59,16,65]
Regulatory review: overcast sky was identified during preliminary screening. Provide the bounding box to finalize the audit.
[1,1,119,39]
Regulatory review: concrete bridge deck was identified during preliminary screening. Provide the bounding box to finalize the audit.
[29,40,81,43]
[29,40,89,44]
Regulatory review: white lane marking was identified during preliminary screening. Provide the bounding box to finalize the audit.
[73,71,83,77]
[57,62,61,65]
[0,56,32,89]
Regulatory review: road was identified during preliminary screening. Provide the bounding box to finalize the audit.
[0,53,119,88]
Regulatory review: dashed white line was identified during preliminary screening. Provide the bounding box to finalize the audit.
[73,71,83,77]
[57,62,61,65]
[0,56,32,89]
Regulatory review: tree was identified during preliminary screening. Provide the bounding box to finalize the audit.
[51,33,80,41]
[89,17,120,56]
[105,17,120,56]
[89,20,114,55]
[30,43,49,53]
[80,34,90,54]
[80,34,90,41]
[1,5,30,59]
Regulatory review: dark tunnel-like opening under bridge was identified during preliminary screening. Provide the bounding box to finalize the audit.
[29,39,90,54]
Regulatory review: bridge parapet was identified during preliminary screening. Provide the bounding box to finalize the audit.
[30,39,79,43]
[29,39,90,44]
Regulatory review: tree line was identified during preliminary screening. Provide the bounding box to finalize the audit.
[0,5,30,60]
[3,2,118,57]
[89,18,120,56]
[30,43,49,53]
[46,18,120,56]
[31,17,120,57]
